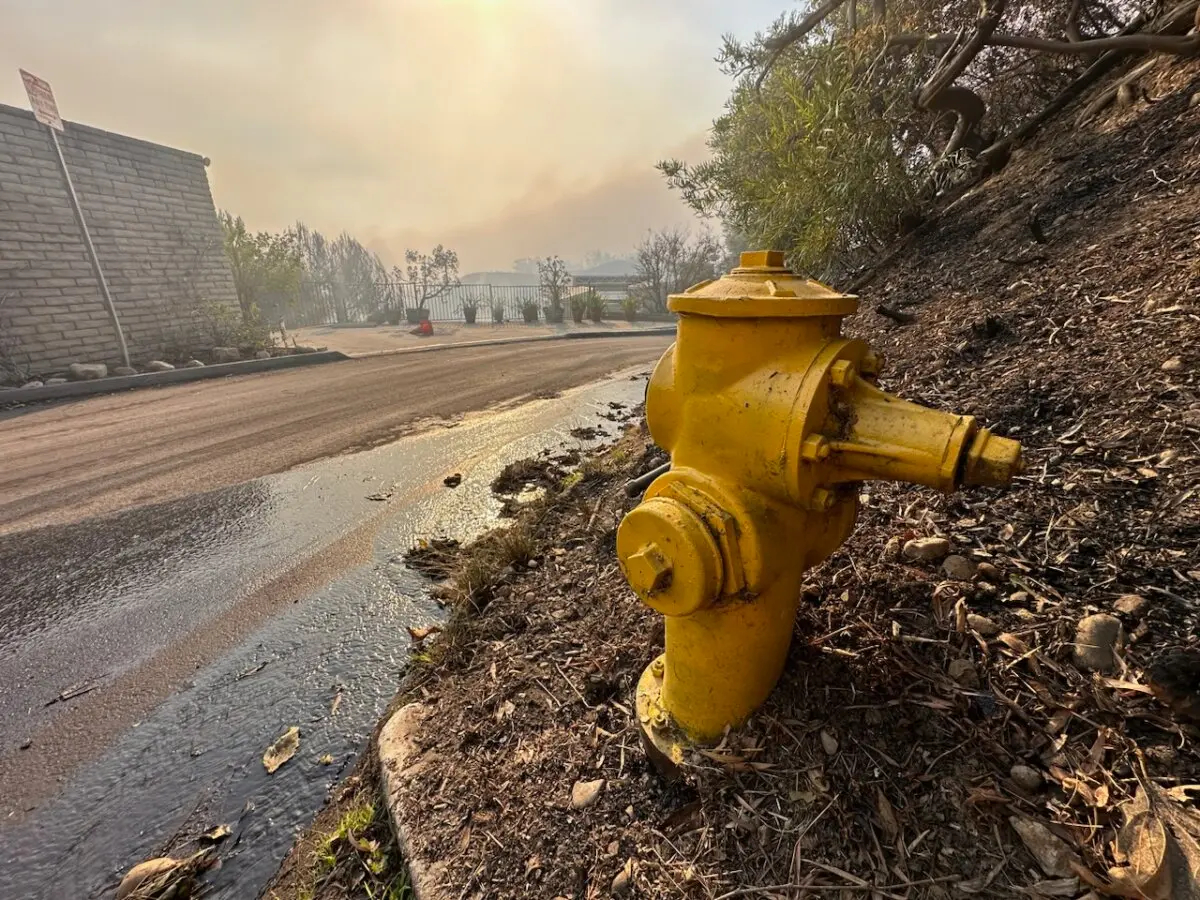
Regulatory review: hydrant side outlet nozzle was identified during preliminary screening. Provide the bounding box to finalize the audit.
[623,250,1024,759]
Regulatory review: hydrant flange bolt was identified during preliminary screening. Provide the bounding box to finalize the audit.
[861,351,883,378]
[801,435,831,462]
[812,488,837,511]
[650,657,665,678]
[830,359,856,388]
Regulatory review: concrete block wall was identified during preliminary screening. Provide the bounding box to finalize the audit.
[0,102,238,376]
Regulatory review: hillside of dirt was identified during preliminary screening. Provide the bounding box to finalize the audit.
[274,53,1199,900]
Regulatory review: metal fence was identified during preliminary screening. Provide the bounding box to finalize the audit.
[282,280,634,328]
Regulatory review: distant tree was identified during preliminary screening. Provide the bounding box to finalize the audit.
[294,222,387,322]
[405,245,460,311]
[632,227,723,313]
[537,255,571,321]
[219,211,303,324]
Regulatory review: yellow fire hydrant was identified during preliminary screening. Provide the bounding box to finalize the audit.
[618,251,1022,768]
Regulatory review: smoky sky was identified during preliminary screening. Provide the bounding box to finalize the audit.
[0,0,781,271]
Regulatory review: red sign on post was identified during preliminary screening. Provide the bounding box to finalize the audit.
[19,69,64,131]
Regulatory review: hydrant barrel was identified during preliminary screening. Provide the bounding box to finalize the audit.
[622,250,1024,761]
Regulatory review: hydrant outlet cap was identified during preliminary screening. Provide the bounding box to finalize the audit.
[617,496,723,617]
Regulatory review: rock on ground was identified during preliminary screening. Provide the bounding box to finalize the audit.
[903,536,950,562]
[570,779,605,810]
[112,366,138,377]
[144,360,175,372]
[45,377,67,385]
[942,555,977,580]
[212,347,241,363]
[67,362,107,381]
[21,380,43,389]
[1010,765,1044,792]
[184,359,205,368]
[255,349,272,359]
[1073,614,1123,673]
[1113,593,1149,616]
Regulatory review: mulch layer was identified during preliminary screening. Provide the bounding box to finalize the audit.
[384,55,1198,900]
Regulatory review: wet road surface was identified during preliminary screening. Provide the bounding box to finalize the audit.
[0,335,670,533]
[0,360,655,899]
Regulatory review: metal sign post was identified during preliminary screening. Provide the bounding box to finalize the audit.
[19,69,130,367]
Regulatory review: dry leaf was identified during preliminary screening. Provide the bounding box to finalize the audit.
[263,726,300,774]
[319,753,334,765]
[525,854,542,875]
[408,624,441,642]
[1105,811,1171,899]
[1010,816,1082,877]
[494,700,515,721]
[199,824,231,844]
[875,788,900,841]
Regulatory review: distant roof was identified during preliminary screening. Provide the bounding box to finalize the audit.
[573,258,638,277]
[461,271,540,287]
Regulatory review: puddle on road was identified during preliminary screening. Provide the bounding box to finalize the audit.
[0,368,651,900]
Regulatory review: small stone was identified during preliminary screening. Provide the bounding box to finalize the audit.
[1113,594,1149,616]
[948,658,979,688]
[45,377,67,385]
[903,536,950,562]
[184,359,205,368]
[612,859,635,894]
[1073,613,1123,673]
[882,536,903,560]
[942,555,977,581]
[975,561,1000,582]
[524,590,536,602]
[820,729,838,756]
[1161,356,1183,372]
[20,380,43,389]
[67,362,107,381]
[1010,764,1043,792]
[443,473,463,488]
[112,366,137,377]
[527,559,539,569]
[212,346,241,363]
[571,778,605,809]
[144,360,175,372]
[255,349,272,359]
[967,614,1000,637]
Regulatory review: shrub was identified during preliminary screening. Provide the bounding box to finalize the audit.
[586,292,605,323]
[570,293,588,324]
[521,299,539,324]
[621,296,639,322]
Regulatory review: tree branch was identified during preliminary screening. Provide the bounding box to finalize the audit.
[918,0,1010,109]
[891,30,1200,57]
[754,0,850,91]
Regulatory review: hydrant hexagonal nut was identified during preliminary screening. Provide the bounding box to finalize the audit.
[626,543,673,594]
[829,359,857,388]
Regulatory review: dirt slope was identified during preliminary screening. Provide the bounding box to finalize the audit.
[363,55,1200,900]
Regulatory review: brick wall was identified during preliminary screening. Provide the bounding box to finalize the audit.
[0,103,238,376]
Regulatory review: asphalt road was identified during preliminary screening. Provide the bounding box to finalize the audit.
[0,335,670,534]
[0,337,666,898]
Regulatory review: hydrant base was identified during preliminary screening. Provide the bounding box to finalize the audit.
[635,655,688,778]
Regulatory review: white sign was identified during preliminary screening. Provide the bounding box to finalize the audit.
[19,69,63,131]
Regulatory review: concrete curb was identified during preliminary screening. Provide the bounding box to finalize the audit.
[379,703,450,900]
[0,350,351,404]
[349,326,677,360]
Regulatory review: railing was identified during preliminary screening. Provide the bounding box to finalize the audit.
[281,281,648,328]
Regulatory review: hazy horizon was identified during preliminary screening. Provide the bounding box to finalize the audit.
[0,1,781,272]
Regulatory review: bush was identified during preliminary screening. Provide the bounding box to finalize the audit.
[570,293,588,324]
[621,296,639,322]
[586,292,605,323]
[521,300,539,324]
[491,303,505,324]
